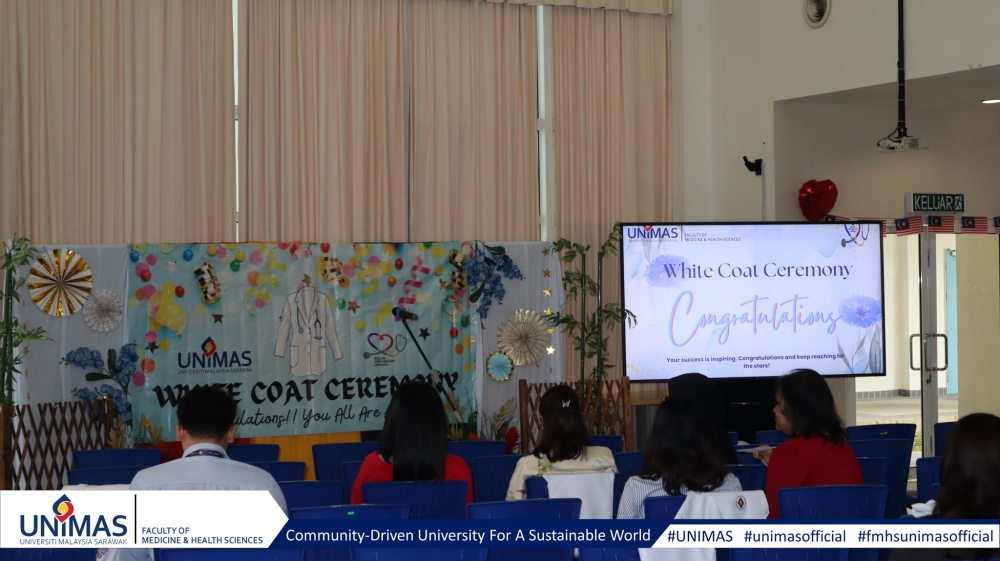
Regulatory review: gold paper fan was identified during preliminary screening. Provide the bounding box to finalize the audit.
[497,309,549,366]
[28,249,93,316]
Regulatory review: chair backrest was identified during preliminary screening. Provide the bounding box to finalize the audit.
[755,430,790,446]
[248,461,306,481]
[613,452,644,480]
[66,466,145,485]
[612,473,627,519]
[933,422,954,456]
[227,443,280,463]
[72,448,161,469]
[642,495,687,519]
[847,424,916,443]
[728,432,740,445]
[362,481,468,519]
[732,549,848,561]
[278,480,343,510]
[342,460,364,503]
[159,550,305,561]
[578,550,641,561]
[589,435,623,453]
[847,439,912,519]
[736,451,764,466]
[525,476,549,498]
[448,440,507,467]
[0,548,97,561]
[916,456,943,503]
[778,485,888,520]
[352,549,487,561]
[519,379,633,453]
[525,474,615,519]
[472,455,521,503]
[727,464,767,491]
[312,442,380,481]
[467,498,581,519]
[931,482,941,499]
[855,457,889,487]
[289,504,409,520]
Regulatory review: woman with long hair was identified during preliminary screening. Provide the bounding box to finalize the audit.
[506,385,617,500]
[617,394,742,519]
[755,369,863,518]
[351,381,474,504]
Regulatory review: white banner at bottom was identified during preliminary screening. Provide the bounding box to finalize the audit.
[652,524,999,549]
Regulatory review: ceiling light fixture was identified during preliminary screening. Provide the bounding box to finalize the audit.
[982,99,1000,104]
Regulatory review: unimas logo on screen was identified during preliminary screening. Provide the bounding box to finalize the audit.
[18,494,127,545]
[625,225,681,241]
[176,337,253,375]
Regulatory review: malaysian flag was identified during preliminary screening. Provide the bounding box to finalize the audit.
[824,215,850,222]
[928,215,956,234]
[895,217,923,236]
[962,216,989,234]
[879,219,888,237]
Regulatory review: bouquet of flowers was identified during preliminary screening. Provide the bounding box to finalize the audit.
[466,243,523,320]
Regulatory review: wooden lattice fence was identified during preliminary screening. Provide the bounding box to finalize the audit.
[518,377,633,453]
[0,397,114,490]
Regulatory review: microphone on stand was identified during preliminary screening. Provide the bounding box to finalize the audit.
[392,307,419,321]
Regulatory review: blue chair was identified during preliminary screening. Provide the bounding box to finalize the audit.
[249,461,306,481]
[614,452,644,479]
[779,485,888,520]
[66,465,145,485]
[856,457,889,487]
[72,448,161,469]
[353,550,487,561]
[342,460,363,504]
[159,551,304,561]
[612,473,627,518]
[0,549,97,561]
[847,439,912,519]
[755,430,789,446]
[642,495,687,519]
[227,443,280,462]
[468,499,581,561]
[290,504,409,520]
[312,442,380,481]
[916,456,942,503]
[525,476,549,499]
[933,422,954,455]
[362,481,468,519]
[847,424,916,444]
[732,549,848,561]
[727,464,766,491]
[589,435,623,453]
[931,482,940,498]
[279,480,343,510]
[736,451,764,466]
[473,455,521,503]
[579,549,641,561]
[728,432,740,445]
[448,440,507,468]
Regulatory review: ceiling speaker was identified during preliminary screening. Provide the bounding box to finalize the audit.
[803,0,831,28]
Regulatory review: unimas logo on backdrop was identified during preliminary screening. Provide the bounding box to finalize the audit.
[625,225,682,241]
[177,337,253,375]
[18,494,127,545]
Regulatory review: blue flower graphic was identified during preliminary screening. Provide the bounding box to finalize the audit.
[646,255,686,288]
[839,295,882,328]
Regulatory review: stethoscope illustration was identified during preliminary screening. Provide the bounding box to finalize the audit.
[295,306,323,340]
[841,223,870,247]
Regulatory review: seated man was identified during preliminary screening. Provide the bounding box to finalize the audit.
[117,385,287,561]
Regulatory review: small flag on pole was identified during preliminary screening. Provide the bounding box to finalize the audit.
[961,216,989,234]
[895,217,923,236]
[927,215,956,234]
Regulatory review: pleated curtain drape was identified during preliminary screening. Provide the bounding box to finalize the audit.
[0,0,236,244]
[552,6,670,382]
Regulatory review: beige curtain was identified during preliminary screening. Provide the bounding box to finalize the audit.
[239,0,407,243]
[0,0,235,244]
[480,0,669,17]
[409,0,538,241]
[552,7,670,383]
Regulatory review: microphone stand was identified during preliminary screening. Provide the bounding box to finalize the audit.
[400,317,464,423]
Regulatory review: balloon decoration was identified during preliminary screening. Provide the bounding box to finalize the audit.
[798,180,838,222]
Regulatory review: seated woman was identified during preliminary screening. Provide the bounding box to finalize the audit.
[351,380,474,504]
[667,372,738,465]
[755,369,863,518]
[506,385,617,500]
[890,412,1000,560]
[617,394,742,519]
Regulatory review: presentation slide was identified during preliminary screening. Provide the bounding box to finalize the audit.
[621,223,885,381]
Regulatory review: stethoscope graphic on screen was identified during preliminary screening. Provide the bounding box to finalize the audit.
[841,223,870,247]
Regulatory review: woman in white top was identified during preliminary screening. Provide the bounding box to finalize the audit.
[617,394,742,519]
[506,385,617,500]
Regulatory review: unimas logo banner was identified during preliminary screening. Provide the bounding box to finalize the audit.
[127,242,475,437]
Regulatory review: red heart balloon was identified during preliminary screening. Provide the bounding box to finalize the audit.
[798,179,838,222]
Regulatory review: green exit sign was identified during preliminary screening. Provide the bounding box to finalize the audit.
[906,193,965,213]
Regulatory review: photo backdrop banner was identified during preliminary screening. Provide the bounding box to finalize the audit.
[127,242,476,437]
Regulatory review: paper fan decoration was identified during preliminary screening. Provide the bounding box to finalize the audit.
[497,309,549,366]
[487,351,514,382]
[83,290,123,332]
[28,249,93,316]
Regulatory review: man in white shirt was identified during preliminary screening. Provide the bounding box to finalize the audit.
[117,386,287,561]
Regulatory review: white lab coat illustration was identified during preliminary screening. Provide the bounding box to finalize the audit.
[274,286,343,376]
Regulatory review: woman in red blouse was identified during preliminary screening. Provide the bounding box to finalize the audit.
[754,369,864,519]
[351,381,474,504]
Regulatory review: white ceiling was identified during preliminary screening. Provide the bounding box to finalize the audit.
[784,64,1000,112]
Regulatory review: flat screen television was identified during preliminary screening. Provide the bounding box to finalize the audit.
[620,222,885,381]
